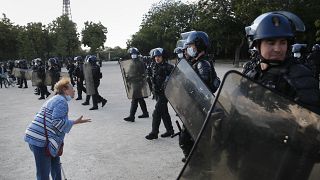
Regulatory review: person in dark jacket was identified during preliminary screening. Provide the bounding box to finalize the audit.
[239,11,320,179]
[73,56,86,100]
[145,48,175,140]
[82,55,107,110]
[123,47,149,122]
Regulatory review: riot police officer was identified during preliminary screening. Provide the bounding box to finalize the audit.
[82,55,107,110]
[292,43,308,64]
[73,56,86,100]
[34,58,50,100]
[145,48,175,140]
[244,12,320,113]
[307,44,320,84]
[48,58,60,91]
[66,57,76,86]
[239,11,320,179]
[177,31,219,162]
[18,59,28,88]
[123,47,149,122]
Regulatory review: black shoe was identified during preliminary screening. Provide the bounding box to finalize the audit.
[38,97,45,100]
[138,113,149,118]
[182,157,186,163]
[46,92,51,98]
[34,92,40,95]
[89,106,98,110]
[101,99,107,107]
[75,97,82,100]
[160,131,174,138]
[124,116,135,122]
[145,133,158,140]
[23,86,28,88]
[18,86,22,88]
[82,102,89,105]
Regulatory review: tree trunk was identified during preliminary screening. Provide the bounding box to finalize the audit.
[234,37,245,68]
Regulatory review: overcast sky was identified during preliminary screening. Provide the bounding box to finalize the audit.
[1,0,196,49]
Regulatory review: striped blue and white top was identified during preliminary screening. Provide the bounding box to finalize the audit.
[25,94,74,157]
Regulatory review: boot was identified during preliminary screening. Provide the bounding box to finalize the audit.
[124,116,135,122]
[38,96,45,100]
[138,113,149,118]
[145,133,158,140]
[101,99,107,107]
[76,97,82,100]
[82,96,90,105]
[89,106,98,110]
[160,131,174,138]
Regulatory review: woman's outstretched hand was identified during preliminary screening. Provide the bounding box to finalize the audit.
[74,116,91,125]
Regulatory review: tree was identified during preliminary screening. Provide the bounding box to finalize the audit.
[81,21,108,54]
[0,13,19,60]
[50,15,80,58]
[128,0,197,56]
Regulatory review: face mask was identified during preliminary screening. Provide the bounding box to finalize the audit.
[187,47,197,57]
[293,52,301,58]
[65,95,72,101]
[131,54,138,59]
[177,53,184,59]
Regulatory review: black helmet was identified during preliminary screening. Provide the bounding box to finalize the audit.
[48,58,57,65]
[74,56,83,62]
[185,31,209,52]
[152,48,165,58]
[245,12,295,48]
[291,43,307,53]
[174,47,183,54]
[128,47,139,55]
[86,55,97,64]
[312,44,320,52]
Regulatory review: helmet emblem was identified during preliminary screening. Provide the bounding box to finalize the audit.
[272,16,280,27]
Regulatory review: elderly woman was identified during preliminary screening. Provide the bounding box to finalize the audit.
[24,77,91,180]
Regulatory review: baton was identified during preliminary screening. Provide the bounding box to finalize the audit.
[60,162,67,180]
[171,120,182,138]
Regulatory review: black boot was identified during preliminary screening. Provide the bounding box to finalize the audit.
[145,133,158,140]
[76,97,82,100]
[138,113,149,118]
[101,99,107,107]
[89,106,98,110]
[124,116,135,122]
[82,95,90,105]
[160,131,174,138]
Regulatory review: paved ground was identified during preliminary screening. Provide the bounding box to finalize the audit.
[0,61,241,180]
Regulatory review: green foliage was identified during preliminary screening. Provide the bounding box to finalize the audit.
[0,14,19,59]
[128,0,197,56]
[315,19,320,42]
[81,21,108,54]
[50,15,80,58]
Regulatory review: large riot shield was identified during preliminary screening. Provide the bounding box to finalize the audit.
[31,71,43,86]
[83,62,96,95]
[119,59,151,99]
[165,58,215,140]
[43,71,69,86]
[12,68,32,80]
[178,70,320,180]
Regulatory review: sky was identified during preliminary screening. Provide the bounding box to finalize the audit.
[1,0,196,49]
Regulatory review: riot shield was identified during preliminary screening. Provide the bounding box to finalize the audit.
[44,71,70,86]
[31,71,43,86]
[83,62,96,95]
[119,59,151,99]
[178,70,320,180]
[12,68,32,80]
[165,58,215,140]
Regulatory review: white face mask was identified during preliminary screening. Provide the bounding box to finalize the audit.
[65,95,72,101]
[293,52,301,58]
[187,47,197,57]
[131,54,138,59]
[177,53,184,59]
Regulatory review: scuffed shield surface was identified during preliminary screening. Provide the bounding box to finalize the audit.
[83,63,96,95]
[178,71,320,180]
[165,58,215,140]
[119,59,150,99]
